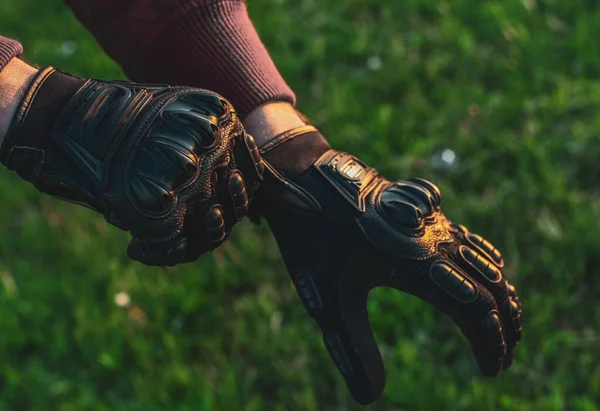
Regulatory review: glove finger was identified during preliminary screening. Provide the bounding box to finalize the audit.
[292,273,384,406]
[456,245,506,299]
[453,227,521,369]
[127,234,190,267]
[293,248,386,406]
[389,261,507,377]
[135,201,230,267]
[458,308,507,377]
[500,280,523,368]
[228,170,249,221]
[455,244,517,360]
[336,275,384,406]
[460,228,505,268]
[233,132,265,189]
[184,201,228,252]
[127,200,230,267]
[507,281,522,311]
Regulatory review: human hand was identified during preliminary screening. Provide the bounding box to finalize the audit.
[0,65,264,266]
[257,149,522,405]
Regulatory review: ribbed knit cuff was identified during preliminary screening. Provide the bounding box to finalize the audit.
[0,36,23,73]
[124,1,296,118]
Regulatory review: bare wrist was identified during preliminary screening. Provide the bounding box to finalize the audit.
[0,58,38,146]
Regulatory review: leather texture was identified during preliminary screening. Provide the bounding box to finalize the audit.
[258,149,522,405]
[1,67,264,266]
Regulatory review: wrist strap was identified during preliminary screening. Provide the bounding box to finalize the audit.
[0,66,56,166]
[260,124,318,154]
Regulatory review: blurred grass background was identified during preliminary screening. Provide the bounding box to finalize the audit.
[1,0,600,409]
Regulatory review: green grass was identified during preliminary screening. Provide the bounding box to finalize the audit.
[1,0,600,409]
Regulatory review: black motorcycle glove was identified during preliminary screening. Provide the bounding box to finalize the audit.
[0,67,264,266]
[257,138,522,405]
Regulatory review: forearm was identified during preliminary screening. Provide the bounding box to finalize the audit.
[0,58,38,146]
[0,35,23,73]
[64,0,295,117]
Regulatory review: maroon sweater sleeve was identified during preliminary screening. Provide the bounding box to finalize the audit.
[0,36,23,73]
[63,0,295,117]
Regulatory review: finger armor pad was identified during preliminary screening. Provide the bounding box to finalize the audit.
[466,233,504,267]
[459,246,503,283]
[430,262,478,303]
[483,311,507,360]
[323,331,354,378]
[205,205,226,248]
[228,171,249,221]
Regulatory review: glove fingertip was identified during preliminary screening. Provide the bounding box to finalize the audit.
[503,348,515,369]
[480,360,503,377]
[164,237,189,266]
[127,238,149,265]
[127,236,190,267]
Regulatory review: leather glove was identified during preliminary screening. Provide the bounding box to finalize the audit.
[257,147,522,405]
[0,67,264,266]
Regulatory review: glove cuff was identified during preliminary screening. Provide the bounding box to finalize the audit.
[262,129,330,179]
[0,67,86,177]
[260,125,318,154]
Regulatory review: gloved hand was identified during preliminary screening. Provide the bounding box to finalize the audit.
[0,67,264,266]
[257,148,522,405]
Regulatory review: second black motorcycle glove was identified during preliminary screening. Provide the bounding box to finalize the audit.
[253,125,522,406]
